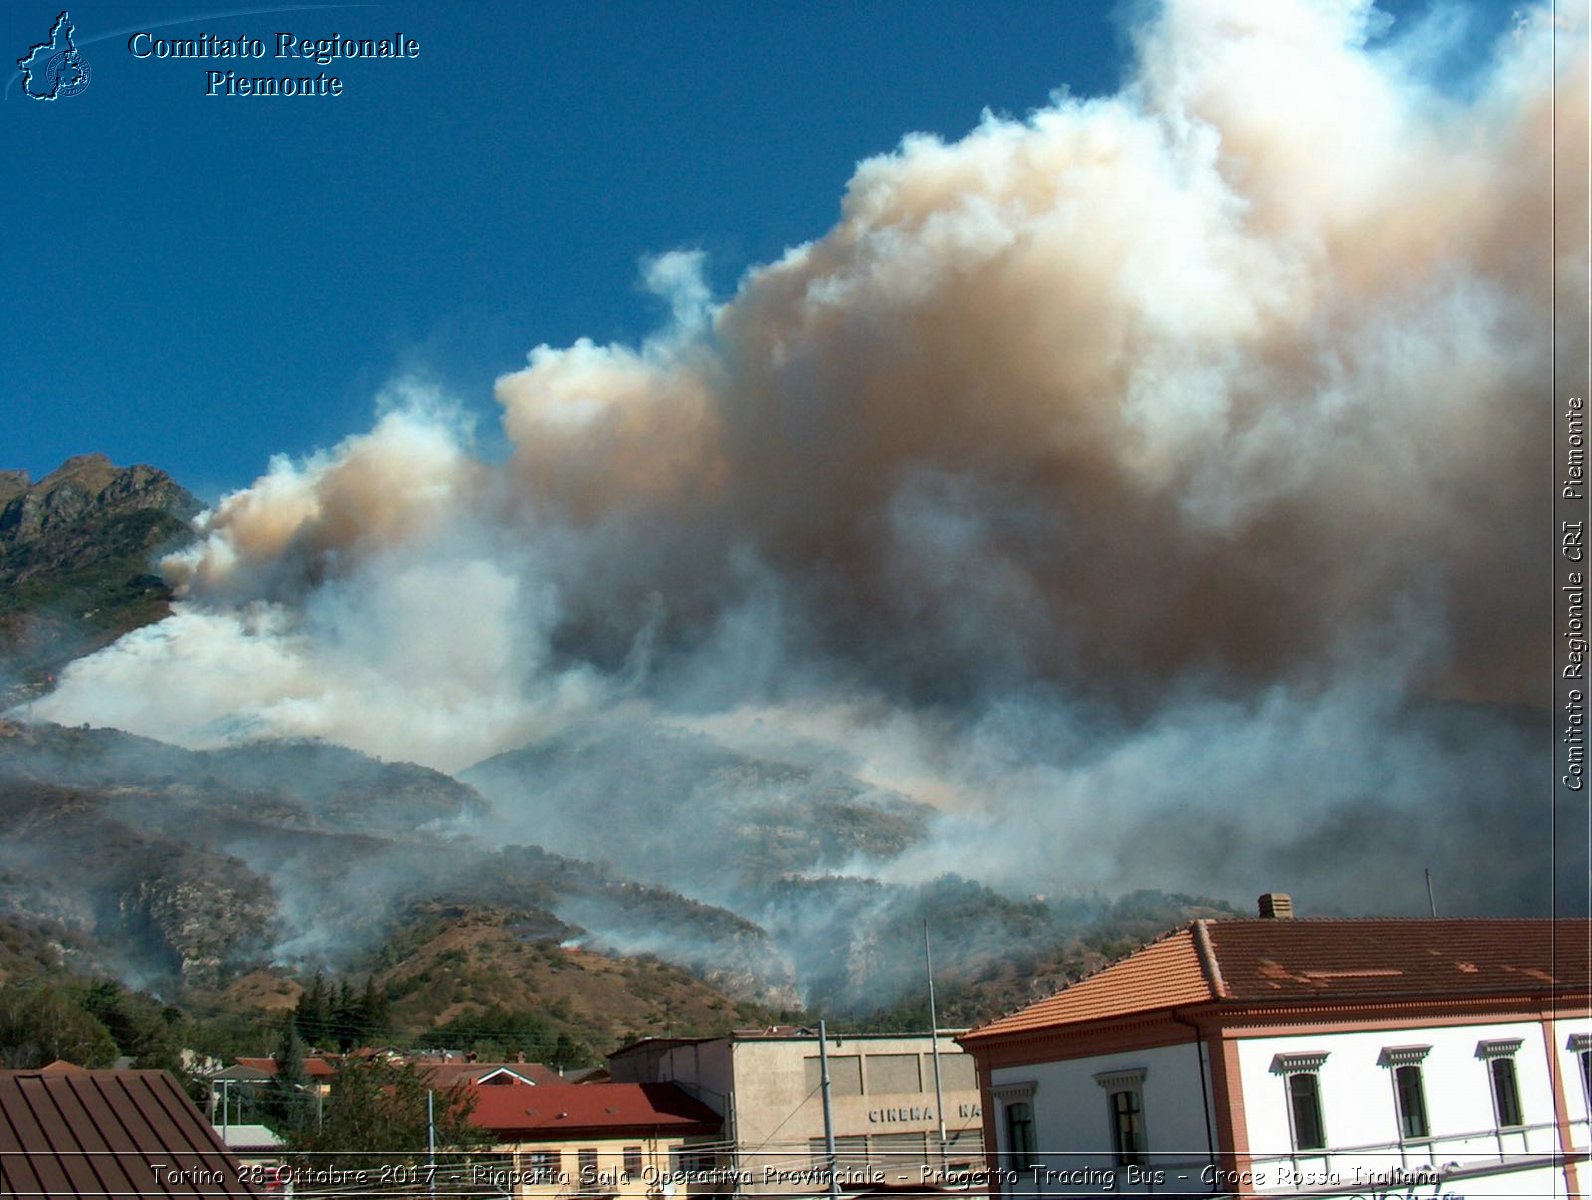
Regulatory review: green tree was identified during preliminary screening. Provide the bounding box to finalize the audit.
[549,1033,591,1072]
[288,1059,488,1171]
[359,975,390,1045]
[260,1017,314,1137]
[184,1010,282,1068]
[331,979,358,1052]
[79,980,184,1073]
[294,971,330,1047]
[432,1006,560,1060]
[0,984,118,1069]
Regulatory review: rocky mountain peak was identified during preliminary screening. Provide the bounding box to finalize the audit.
[0,455,202,694]
[1,455,198,553]
[0,472,30,507]
[38,452,115,484]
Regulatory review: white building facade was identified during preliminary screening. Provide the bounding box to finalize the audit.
[959,910,1590,1200]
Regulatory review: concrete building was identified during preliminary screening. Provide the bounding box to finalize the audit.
[609,1028,985,1193]
[958,901,1591,1200]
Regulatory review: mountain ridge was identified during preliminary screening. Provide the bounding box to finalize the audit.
[0,453,200,696]
[0,451,1248,1060]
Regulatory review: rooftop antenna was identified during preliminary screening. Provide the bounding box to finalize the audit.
[1424,868,1437,918]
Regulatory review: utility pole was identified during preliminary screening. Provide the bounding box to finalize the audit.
[924,921,947,1167]
[1424,868,1437,917]
[427,1089,437,1200]
[818,1022,840,1200]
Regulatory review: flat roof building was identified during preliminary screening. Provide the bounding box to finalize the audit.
[610,1028,985,1194]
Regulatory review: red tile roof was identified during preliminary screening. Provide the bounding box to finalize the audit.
[468,1082,721,1138]
[1204,917,1590,1001]
[963,926,1210,1039]
[0,1068,260,1197]
[235,1055,335,1078]
[421,1061,566,1089]
[963,918,1592,1042]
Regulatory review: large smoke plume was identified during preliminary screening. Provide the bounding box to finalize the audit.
[32,0,1589,916]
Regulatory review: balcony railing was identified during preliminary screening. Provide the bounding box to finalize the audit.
[983,1117,1590,1198]
[1245,1115,1590,1194]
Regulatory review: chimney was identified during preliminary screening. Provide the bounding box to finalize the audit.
[1258,892,1295,919]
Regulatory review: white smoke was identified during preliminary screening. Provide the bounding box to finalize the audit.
[29,0,1588,910]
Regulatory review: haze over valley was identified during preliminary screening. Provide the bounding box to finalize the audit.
[2,0,1585,1047]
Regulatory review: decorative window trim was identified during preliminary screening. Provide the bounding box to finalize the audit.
[1271,1052,1329,1074]
[1476,1038,1524,1060]
[1572,1038,1592,1108]
[1284,1069,1328,1152]
[1487,1055,1524,1129]
[1001,1093,1039,1172]
[1094,1067,1148,1092]
[991,1080,1037,1103]
[1103,1077,1148,1168]
[1389,1062,1431,1142]
[1377,1045,1432,1068]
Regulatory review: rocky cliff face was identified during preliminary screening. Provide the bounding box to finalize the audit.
[0,767,279,988]
[0,454,199,579]
[0,454,200,694]
[0,472,30,508]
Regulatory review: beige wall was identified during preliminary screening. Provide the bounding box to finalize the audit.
[615,1034,984,1193]
[479,1132,726,1199]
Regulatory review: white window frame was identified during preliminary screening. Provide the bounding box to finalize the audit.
[1477,1039,1525,1130]
[1094,1068,1148,1167]
[1568,1033,1591,1113]
[522,1150,560,1184]
[1378,1046,1432,1143]
[1272,1053,1329,1154]
[991,1080,1039,1172]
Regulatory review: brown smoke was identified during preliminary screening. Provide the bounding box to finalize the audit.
[485,0,1579,709]
[29,0,1588,911]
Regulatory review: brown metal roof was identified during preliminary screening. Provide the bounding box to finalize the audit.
[963,918,1592,1043]
[0,1068,260,1197]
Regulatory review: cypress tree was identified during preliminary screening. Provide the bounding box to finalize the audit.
[359,975,389,1045]
[294,972,330,1048]
[262,1016,310,1136]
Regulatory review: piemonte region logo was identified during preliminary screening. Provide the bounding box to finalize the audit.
[17,11,91,101]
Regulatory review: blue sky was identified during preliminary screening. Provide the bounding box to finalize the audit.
[2,0,1515,500]
[3,0,1134,500]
